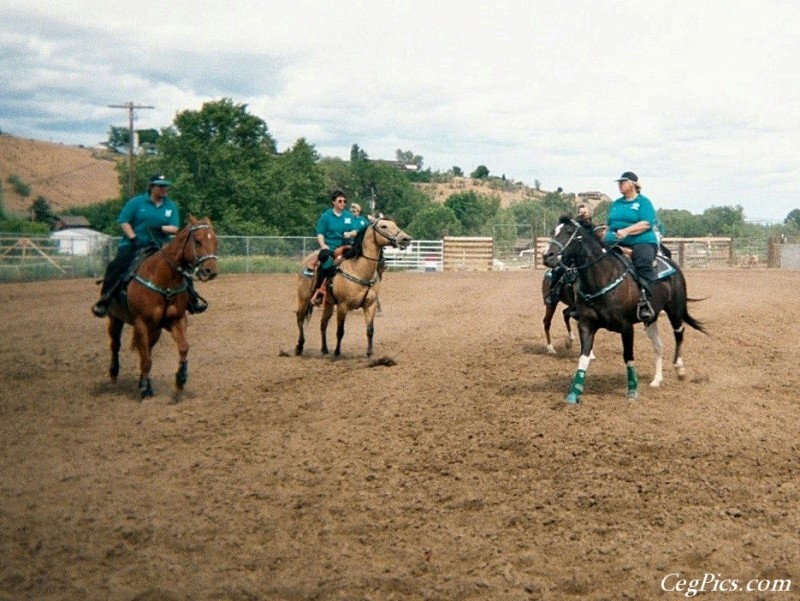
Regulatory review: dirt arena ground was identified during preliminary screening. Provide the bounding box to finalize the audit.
[1,269,798,601]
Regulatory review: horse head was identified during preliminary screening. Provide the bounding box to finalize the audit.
[183,215,219,281]
[542,216,601,269]
[369,216,412,250]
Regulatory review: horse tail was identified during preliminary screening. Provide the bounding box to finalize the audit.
[682,309,707,334]
[303,302,314,323]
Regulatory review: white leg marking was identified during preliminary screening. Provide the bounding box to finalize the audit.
[645,322,664,387]
[674,356,686,380]
[578,354,592,371]
[546,344,557,355]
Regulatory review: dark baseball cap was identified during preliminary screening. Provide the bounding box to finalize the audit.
[615,171,638,183]
[149,174,171,187]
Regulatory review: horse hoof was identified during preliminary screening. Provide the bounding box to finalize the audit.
[546,345,557,355]
[565,393,580,404]
[627,390,639,400]
[295,346,303,356]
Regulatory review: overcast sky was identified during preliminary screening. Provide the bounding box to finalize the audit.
[2,0,799,222]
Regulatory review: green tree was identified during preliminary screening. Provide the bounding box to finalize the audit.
[451,166,464,177]
[153,98,278,233]
[784,208,800,230]
[444,191,500,235]
[395,149,423,170]
[702,205,744,236]
[30,196,54,224]
[658,208,707,238]
[407,205,461,239]
[471,165,490,179]
[260,138,328,235]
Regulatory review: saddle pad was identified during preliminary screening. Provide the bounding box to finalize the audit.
[654,255,676,281]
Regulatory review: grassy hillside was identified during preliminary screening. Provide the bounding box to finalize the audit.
[0,134,120,216]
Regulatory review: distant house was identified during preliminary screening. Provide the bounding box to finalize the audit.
[50,227,112,256]
[54,215,91,230]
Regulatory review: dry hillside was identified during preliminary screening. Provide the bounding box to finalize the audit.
[0,134,606,218]
[0,134,120,216]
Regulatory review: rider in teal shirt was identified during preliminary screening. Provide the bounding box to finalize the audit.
[603,171,659,322]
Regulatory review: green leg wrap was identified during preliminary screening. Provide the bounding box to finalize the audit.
[626,364,639,399]
[566,368,586,404]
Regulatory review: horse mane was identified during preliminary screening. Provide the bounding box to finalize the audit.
[348,216,396,258]
[349,223,370,258]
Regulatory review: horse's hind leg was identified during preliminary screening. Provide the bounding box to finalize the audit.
[644,321,664,387]
[108,317,124,382]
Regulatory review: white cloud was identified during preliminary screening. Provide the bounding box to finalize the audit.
[1,0,799,221]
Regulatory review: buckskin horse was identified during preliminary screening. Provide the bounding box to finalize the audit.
[542,216,706,404]
[295,216,411,357]
[103,216,218,400]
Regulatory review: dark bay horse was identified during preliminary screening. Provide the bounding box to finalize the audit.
[104,216,218,399]
[295,217,411,357]
[542,217,705,404]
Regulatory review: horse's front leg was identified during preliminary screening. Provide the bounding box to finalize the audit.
[622,325,639,399]
[107,317,124,382]
[168,315,190,398]
[562,305,575,349]
[334,304,349,357]
[543,304,557,354]
[319,302,334,355]
[363,300,378,357]
[133,319,158,399]
[644,321,664,387]
[566,321,596,404]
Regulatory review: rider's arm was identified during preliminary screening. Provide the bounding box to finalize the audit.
[615,220,652,240]
[120,223,136,241]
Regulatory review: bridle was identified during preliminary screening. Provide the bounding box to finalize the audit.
[548,220,614,272]
[547,219,634,301]
[168,224,218,278]
[360,219,403,262]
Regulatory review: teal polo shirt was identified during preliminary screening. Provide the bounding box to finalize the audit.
[315,209,356,250]
[116,192,180,248]
[604,194,659,246]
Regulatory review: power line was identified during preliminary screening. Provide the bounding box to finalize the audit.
[108,101,154,197]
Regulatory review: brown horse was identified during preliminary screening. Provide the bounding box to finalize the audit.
[541,271,577,355]
[104,216,218,399]
[295,217,411,357]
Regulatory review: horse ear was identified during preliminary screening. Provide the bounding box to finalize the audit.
[188,214,197,225]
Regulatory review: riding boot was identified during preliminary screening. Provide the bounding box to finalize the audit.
[311,277,328,306]
[91,280,117,317]
[185,278,208,314]
[637,286,655,322]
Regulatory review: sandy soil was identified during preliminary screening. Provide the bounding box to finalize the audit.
[1,269,798,600]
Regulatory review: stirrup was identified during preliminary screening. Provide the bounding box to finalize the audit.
[637,300,655,322]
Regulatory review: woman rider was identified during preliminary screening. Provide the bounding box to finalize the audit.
[604,171,659,322]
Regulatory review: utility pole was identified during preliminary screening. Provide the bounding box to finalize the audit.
[108,101,154,197]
